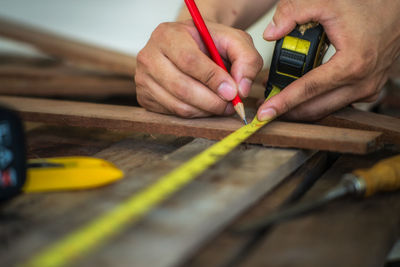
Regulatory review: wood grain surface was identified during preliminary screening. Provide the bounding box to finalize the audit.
[0,96,383,154]
[240,151,400,267]
[0,17,136,76]
[320,107,400,145]
[185,152,330,267]
[77,141,313,267]
[1,132,192,266]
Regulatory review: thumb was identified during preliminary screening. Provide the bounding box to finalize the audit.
[264,0,319,41]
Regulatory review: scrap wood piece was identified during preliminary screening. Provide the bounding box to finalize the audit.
[320,107,400,145]
[0,96,383,154]
[0,77,135,97]
[0,60,135,97]
[0,17,136,76]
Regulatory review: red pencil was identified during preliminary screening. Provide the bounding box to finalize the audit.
[184,0,247,124]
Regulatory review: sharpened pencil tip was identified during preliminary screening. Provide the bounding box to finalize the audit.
[234,103,247,126]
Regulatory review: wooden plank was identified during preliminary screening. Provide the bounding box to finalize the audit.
[1,135,310,267]
[26,125,130,158]
[0,77,135,97]
[76,141,314,267]
[0,60,135,97]
[320,107,400,145]
[0,17,136,76]
[185,152,330,267]
[0,96,383,154]
[240,151,400,267]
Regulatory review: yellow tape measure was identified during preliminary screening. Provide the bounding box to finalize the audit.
[23,87,281,267]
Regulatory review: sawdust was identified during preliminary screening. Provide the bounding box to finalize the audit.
[298,22,320,35]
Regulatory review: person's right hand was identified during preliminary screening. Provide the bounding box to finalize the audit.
[135,20,263,118]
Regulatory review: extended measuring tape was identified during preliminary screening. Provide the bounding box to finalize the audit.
[24,24,329,267]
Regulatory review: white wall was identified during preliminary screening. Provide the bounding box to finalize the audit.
[0,0,275,66]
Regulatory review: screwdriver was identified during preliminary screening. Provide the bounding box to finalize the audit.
[237,154,400,233]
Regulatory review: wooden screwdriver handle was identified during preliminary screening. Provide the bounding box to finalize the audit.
[353,155,400,197]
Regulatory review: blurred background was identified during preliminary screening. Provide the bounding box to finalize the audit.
[0,0,276,67]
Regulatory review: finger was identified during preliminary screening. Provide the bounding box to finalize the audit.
[283,84,363,121]
[264,0,325,41]
[139,72,211,118]
[150,53,230,115]
[136,85,171,115]
[226,31,264,98]
[208,27,264,98]
[159,26,238,102]
[257,55,346,121]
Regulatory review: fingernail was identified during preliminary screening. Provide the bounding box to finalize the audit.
[258,108,277,121]
[218,82,236,101]
[239,78,252,98]
[264,20,277,39]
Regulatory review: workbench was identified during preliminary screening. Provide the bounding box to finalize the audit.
[1,18,400,267]
[0,115,399,267]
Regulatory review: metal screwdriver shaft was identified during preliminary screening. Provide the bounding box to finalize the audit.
[237,155,400,233]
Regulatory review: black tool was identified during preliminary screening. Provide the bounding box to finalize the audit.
[265,23,329,98]
[0,105,26,201]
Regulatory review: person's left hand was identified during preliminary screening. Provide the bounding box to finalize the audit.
[257,0,400,122]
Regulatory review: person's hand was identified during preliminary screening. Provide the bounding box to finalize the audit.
[135,20,263,118]
[258,0,400,121]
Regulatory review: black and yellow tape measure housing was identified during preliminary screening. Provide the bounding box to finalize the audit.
[265,24,329,98]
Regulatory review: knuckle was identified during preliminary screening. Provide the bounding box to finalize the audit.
[303,79,320,99]
[133,73,144,87]
[277,0,295,16]
[136,49,151,69]
[209,101,226,115]
[364,84,380,98]
[154,22,171,35]
[180,51,198,70]
[276,98,292,114]
[136,88,149,108]
[346,52,376,81]
[134,69,147,88]
[173,82,190,101]
[250,53,264,71]
[202,68,218,86]
[174,104,196,118]
[236,30,253,43]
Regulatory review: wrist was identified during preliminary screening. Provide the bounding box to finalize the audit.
[176,2,231,25]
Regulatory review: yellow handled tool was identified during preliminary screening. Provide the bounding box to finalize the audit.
[24,157,124,192]
[0,102,124,201]
[237,155,400,232]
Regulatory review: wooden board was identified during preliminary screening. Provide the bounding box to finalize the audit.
[1,130,311,267]
[77,141,314,267]
[0,17,136,76]
[320,107,400,145]
[185,152,330,267]
[0,77,135,97]
[1,133,192,266]
[0,57,135,97]
[0,96,383,154]
[240,151,400,267]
